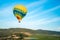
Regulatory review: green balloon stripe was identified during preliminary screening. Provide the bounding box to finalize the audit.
[14,13,23,18]
[13,9,26,18]
[14,8,27,14]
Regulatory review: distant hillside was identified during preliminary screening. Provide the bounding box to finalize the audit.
[36,29,60,35]
[0,28,60,37]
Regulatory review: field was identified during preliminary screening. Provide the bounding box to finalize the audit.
[0,28,60,40]
[30,34,60,40]
[0,34,60,40]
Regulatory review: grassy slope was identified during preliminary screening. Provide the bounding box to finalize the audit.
[31,34,60,40]
[0,28,60,40]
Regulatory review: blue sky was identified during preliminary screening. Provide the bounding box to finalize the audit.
[0,0,60,31]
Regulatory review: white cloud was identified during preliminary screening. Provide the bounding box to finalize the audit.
[40,5,60,14]
[30,17,60,25]
[48,27,60,32]
[28,5,60,19]
[20,17,60,30]
[0,6,13,17]
[26,0,47,8]
[27,7,43,15]
[55,27,60,31]
[20,17,60,29]
[0,15,60,30]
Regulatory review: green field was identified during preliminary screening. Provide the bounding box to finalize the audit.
[0,34,60,40]
[31,34,60,40]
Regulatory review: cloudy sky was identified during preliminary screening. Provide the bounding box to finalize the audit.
[0,0,60,31]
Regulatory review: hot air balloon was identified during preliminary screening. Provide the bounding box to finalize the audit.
[13,5,27,23]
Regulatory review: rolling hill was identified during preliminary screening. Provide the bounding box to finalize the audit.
[0,28,60,37]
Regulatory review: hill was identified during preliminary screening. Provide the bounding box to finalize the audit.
[0,28,60,37]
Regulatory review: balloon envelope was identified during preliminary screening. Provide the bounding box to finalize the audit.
[13,5,27,23]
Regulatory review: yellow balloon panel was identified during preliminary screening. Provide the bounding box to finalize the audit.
[14,5,27,14]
